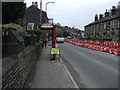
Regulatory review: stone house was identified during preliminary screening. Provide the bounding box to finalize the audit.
[84,1,120,40]
[22,2,48,29]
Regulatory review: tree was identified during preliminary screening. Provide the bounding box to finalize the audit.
[56,29,63,37]
[63,31,70,37]
[2,2,26,24]
[26,29,43,38]
[56,23,61,26]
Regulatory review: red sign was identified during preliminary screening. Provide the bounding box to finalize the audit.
[39,23,54,30]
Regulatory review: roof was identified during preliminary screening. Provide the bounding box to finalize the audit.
[85,14,120,27]
[26,5,46,13]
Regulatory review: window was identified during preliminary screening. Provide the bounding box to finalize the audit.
[100,23,103,30]
[112,20,117,29]
[107,22,110,30]
[117,20,120,28]
[97,24,99,30]
[104,23,107,30]
[94,25,96,31]
[112,21,115,29]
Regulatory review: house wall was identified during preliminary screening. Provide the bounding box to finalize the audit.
[84,3,120,40]
[22,3,48,29]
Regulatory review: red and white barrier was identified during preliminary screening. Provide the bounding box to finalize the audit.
[64,38,120,56]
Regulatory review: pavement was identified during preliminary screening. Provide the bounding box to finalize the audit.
[24,43,77,88]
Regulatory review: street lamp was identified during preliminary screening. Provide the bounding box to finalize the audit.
[45,2,54,14]
[40,0,42,24]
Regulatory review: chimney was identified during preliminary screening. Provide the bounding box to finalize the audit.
[32,2,38,8]
[99,14,103,19]
[118,1,120,14]
[105,9,109,17]
[111,6,116,15]
[118,1,120,8]
[95,14,98,21]
[35,2,38,5]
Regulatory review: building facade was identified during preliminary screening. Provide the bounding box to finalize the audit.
[23,2,48,29]
[84,2,120,40]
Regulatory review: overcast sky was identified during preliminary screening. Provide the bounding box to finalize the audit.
[24,0,119,30]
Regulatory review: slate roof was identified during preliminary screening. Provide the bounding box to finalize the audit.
[85,14,120,27]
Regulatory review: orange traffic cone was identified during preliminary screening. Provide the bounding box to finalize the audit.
[43,43,46,48]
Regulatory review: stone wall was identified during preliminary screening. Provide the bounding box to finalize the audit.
[2,28,25,57]
[2,44,42,89]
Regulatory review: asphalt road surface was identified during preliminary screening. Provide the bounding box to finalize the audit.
[57,42,119,88]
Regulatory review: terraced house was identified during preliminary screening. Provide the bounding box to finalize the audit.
[84,1,120,40]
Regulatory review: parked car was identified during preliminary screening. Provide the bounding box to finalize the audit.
[56,37,64,43]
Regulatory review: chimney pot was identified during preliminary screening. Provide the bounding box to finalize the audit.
[32,2,34,5]
[32,2,38,8]
[35,2,37,4]
[111,6,117,15]
[95,14,98,21]
[99,14,103,19]
[112,6,116,9]
[105,9,109,17]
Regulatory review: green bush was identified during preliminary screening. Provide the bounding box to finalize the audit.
[112,39,120,42]
[26,29,43,38]
[117,39,120,42]
[96,38,112,42]
[3,23,27,37]
[83,38,97,41]
[56,29,63,37]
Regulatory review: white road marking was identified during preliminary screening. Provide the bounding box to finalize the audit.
[60,58,79,88]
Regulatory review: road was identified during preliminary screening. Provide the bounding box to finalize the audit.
[57,42,118,88]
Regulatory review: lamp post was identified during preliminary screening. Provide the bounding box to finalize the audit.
[39,1,56,60]
[40,0,42,24]
[45,2,54,14]
[46,2,56,60]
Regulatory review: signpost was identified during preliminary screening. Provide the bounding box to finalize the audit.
[39,23,58,60]
[50,48,60,54]
[39,23,54,30]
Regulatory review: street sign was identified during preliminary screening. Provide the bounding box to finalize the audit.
[27,23,34,30]
[39,23,54,30]
[50,48,60,54]
[48,18,53,24]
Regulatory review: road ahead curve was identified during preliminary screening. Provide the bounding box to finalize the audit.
[57,42,118,88]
